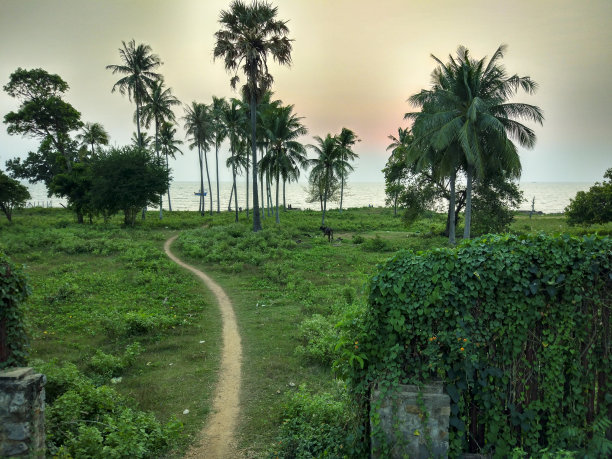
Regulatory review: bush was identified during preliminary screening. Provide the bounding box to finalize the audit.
[268,385,352,459]
[361,235,392,252]
[565,168,612,225]
[0,251,30,369]
[340,233,612,457]
[294,314,339,365]
[35,361,181,457]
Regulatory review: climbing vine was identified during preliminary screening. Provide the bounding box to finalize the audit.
[338,233,611,457]
[0,251,30,369]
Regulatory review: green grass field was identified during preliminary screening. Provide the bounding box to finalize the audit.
[1,206,610,456]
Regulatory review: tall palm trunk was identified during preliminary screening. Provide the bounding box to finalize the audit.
[165,152,172,211]
[233,166,238,222]
[463,166,473,240]
[204,150,213,216]
[275,169,280,224]
[249,86,261,231]
[321,168,330,226]
[448,168,457,245]
[260,166,265,219]
[339,153,345,213]
[228,181,234,210]
[246,159,250,218]
[198,145,205,216]
[215,142,220,213]
[283,179,286,211]
[155,119,163,220]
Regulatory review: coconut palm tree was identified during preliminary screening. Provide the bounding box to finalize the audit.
[131,131,154,149]
[223,98,248,221]
[335,128,359,213]
[261,104,307,224]
[384,127,412,216]
[214,0,293,232]
[406,44,543,240]
[76,122,109,157]
[141,80,180,218]
[308,134,343,226]
[159,121,183,211]
[210,96,228,214]
[106,40,162,145]
[184,102,213,215]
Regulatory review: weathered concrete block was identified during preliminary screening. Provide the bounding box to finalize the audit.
[0,367,46,458]
[371,382,450,459]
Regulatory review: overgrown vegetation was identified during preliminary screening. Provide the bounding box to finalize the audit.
[565,167,612,225]
[339,233,611,457]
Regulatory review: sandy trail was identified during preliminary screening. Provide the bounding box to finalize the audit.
[164,235,242,459]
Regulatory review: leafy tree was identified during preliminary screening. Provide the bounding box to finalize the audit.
[566,168,612,225]
[141,80,180,218]
[183,102,213,215]
[76,122,109,157]
[159,122,183,211]
[49,161,94,224]
[214,0,293,232]
[3,68,82,171]
[406,45,543,240]
[106,40,162,145]
[89,146,169,226]
[336,127,359,213]
[5,137,68,188]
[0,170,30,221]
[305,171,341,212]
[384,127,412,216]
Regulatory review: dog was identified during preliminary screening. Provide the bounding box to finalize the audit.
[320,225,333,242]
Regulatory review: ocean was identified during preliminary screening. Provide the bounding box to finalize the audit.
[24,181,594,214]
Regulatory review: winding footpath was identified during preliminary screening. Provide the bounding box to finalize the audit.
[164,235,243,459]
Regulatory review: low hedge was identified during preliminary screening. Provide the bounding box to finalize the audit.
[344,233,611,457]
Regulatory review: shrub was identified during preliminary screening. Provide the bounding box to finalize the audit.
[0,251,30,369]
[361,235,392,252]
[565,168,612,225]
[294,314,339,365]
[340,233,612,457]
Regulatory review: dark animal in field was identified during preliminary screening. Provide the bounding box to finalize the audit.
[320,225,334,242]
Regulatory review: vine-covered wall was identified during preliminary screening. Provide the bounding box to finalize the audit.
[0,251,30,369]
[352,234,611,457]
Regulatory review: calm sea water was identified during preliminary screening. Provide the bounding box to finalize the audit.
[24,181,594,214]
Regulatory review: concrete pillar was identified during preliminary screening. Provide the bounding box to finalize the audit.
[371,382,450,459]
[0,367,46,458]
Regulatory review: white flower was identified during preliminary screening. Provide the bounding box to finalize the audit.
[183,409,189,415]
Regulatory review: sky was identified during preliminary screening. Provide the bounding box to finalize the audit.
[0,0,610,184]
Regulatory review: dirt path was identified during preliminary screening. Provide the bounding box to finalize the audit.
[164,235,243,459]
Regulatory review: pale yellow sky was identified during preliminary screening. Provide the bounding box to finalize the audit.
[1,0,611,182]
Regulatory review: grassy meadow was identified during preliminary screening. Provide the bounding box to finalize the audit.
[1,206,610,456]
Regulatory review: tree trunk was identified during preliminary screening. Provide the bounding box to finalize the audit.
[233,167,239,223]
[340,154,344,214]
[199,145,205,215]
[260,161,265,220]
[204,150,213,216]
[228,181,234,211]
[166,152,172,211]
[249,87,261,232]
[216,142,220,213]
[448,168,457,245]
[156,119,163,220]
[463,166,473,240]
[283,179,286,211]
[322,169,329,226]
[246,158,250,218]
[275,170,280,224]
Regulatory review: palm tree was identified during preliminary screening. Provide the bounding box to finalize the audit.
[223,98,248,221]
[141,80,180,218]
[214,0,293,232]
[106,40,162,145]
[336,128,359,213]
[385,127,412,216]
[131,131,154,149]
[211,96,228,214]
[159,121,183,211]
[407,45,543,240]
[261,104,307,223]
[76,122,109,157]
[308,134,343,226]
[184,102,213,215]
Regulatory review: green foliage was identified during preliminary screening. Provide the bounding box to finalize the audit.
[340,233,612,456]
[294,314,339,364]
[268,385,354,459]
[361,235,392,252]
[90,146,170,225]
[36,361,181,458]
[471,174,524,236]
[565,168,612,225]
[0,170,30,221]
[0,251,30,369]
